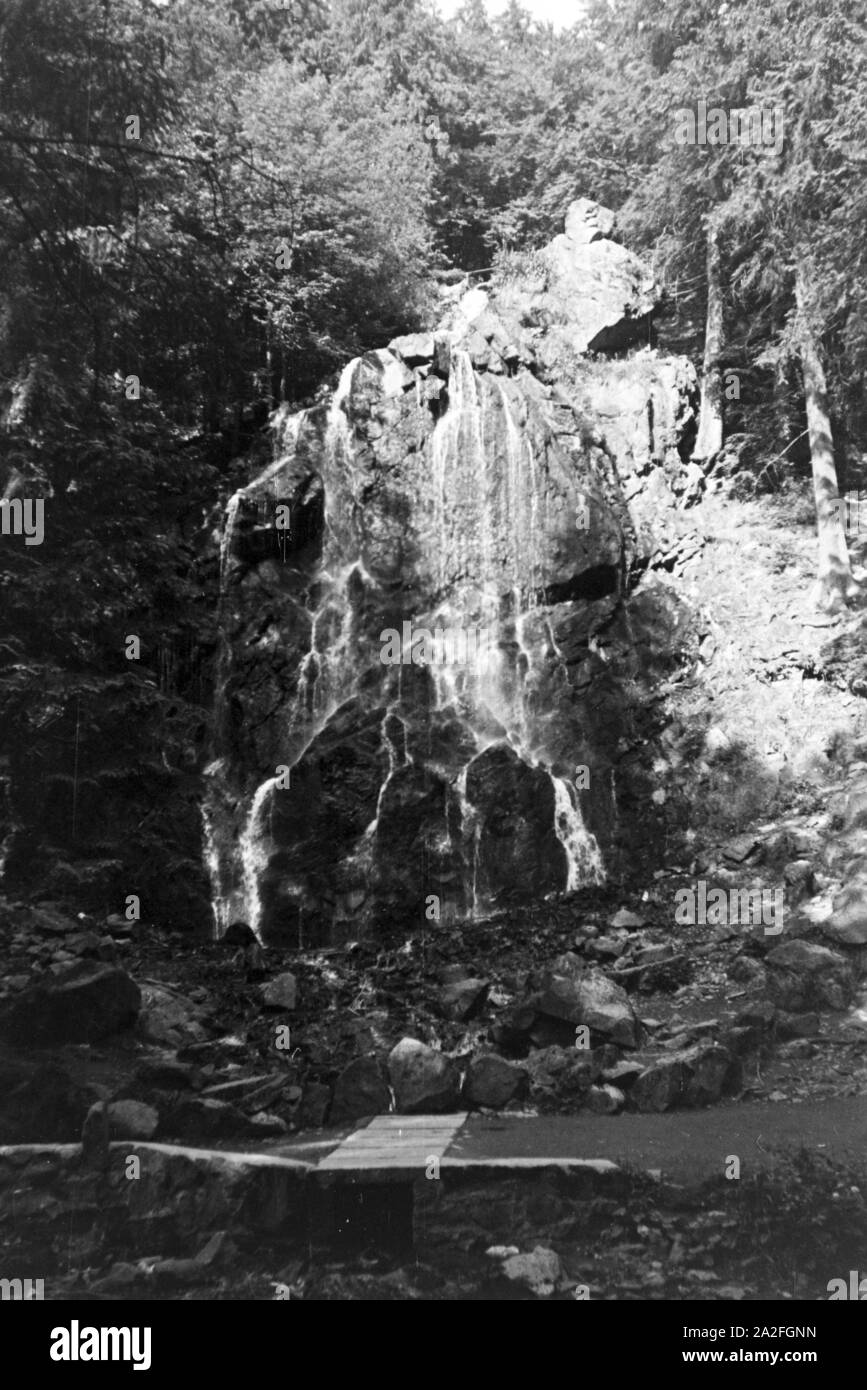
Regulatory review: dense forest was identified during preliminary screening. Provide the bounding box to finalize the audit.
[4,0,867,1314]
[3,0,867,925]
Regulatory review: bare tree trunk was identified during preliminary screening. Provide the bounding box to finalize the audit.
[772,366,798,450]
[693,220,724,462]
[795,265,859,611]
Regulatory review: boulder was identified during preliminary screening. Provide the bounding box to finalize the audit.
[632,943,672,965]
[80,1100,111,1167]
[720,1025,758,1058]
[0,962,140,1046]
[387,1038,460,1114]
[585,1083,624,1114]
[100,1100,159,1141]
[463,746,574,905]
[463,1054,527,1109]
[614,952,690,992]
[139,984,209,1048]
[610,907,643,929]
[0,1059,98,1143]
[734,1000,777,1029]
[259,972,298,1011]
[776,1010,820,1039]
[681,1043,741,1107]
[840,777,867,832]
[631,1056,689,1112]
[765,939,855,1011]
[297,1082,332,1128]
[105,912,136,937]
[537,956,640,1048]
[330,1056,391,1123]
[543,221,659,354]
[438,963,473,984]
[633,1040,740,1111]
[523,1045,598,1107]
[600,1058,644,1088]
[783,859,816,899]
[724,1000,776,1052]
[825,878,867,946]
[564,197,616,245]
[165,1097,253,1142]
[490,1001,539,1054]
[499,1245,564,1298]
[527,1013,581,1049]
[387,332,435,365]
[438,977,489,1021]
[133,1058,196,1092]
[66,931,104,957]
[246,1110,289,1136]
[585,934,627,961]
[221,922,258,948]
[727,955,767,988]
[721,833,764,864]
[27,905,79,936]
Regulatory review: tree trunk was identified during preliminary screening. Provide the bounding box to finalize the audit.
[772,366,798,452]
[795,264,859,611]
[693,220,724,463]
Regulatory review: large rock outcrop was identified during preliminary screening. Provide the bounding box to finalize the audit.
[204,201,698,943]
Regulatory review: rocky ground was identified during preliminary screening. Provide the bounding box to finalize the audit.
[3,479,867,1299]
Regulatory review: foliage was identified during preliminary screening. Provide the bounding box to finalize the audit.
[3,0,867,918]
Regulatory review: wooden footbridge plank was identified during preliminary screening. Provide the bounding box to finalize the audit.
[318,1113,468,1173]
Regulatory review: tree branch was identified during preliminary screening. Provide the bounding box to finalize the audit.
[0,130,210,171]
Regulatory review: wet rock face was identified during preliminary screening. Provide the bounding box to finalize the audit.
[204,203,698,944]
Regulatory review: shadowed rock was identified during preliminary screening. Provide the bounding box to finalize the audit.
[0,962,140,1046]
[388,1037,460,1114]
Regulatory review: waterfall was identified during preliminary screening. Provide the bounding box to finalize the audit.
[238,775,280,941]
[203,401,318,939]
[428,350,605,907]
[454,764,483,918]
[283,361,361,747]
[206,336,608,943]
[552,775,604,891]
[370,701,408,835]
[494,376,540,598]
[219,492,242,584]
[289,559,361,751]
[201,766,230,937]
[431,351,483,592]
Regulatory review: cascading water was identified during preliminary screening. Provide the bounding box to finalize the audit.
[454,764,482,918]
[198,205,706,941]
[552,776,605,890]
[206,328,611,944]
[420,348,604,913]
[204,363,371,940]
[238,775,280,941]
